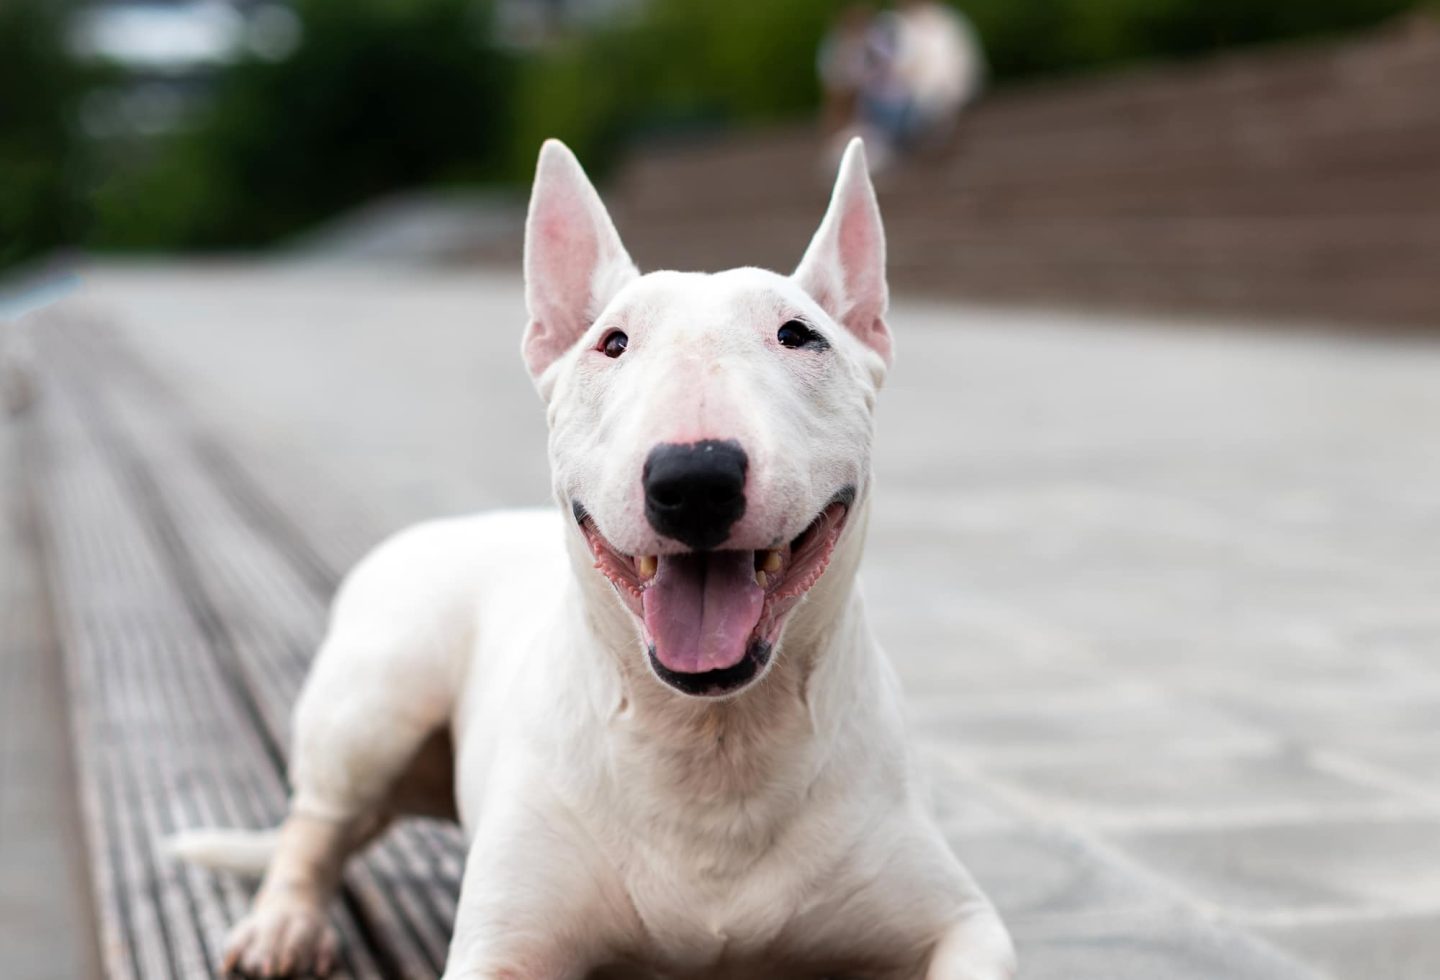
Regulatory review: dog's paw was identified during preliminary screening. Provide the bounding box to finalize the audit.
[221,899,338,978]
[925,911,1016,980]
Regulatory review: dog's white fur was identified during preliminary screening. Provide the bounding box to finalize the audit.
[173,139,1013,980]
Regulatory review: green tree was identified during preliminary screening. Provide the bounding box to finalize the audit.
[91,0,516,249]
[961,0,1421,78]
[506,0,838,178]
[0,0,88,268]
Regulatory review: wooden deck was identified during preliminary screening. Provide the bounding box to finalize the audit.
[1,327,100,980]
[18,314,466,979]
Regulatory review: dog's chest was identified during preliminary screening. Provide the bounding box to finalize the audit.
[614,811,914,978]
[627,850,796,957]
[625,872,915,980]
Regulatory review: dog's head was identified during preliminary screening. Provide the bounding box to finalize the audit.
[522,138,891,698]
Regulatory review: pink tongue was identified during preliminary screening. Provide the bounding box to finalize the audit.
[642,551,764,674]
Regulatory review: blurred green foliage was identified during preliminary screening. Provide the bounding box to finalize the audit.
[89,0,516,249]
[0,0,1430,267]
[508,0,838,177]
[962,0,1424,78]
[0,0,89,269]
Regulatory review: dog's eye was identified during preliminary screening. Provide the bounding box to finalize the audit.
[777,320,825,350]
[600,330,629,358]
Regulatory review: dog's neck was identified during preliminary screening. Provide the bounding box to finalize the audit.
[561,499,886,855]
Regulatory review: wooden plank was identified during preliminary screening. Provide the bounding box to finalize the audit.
[25,313,467,977]
[0,371,103,980]
[28,348,223,979]
[54,321,464,969]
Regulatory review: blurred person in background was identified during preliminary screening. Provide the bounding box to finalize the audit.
[820,1,985,171]
[890,0,985,149]
[817,3,878,142]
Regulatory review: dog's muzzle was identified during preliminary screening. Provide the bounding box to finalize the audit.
[577,486,854,698]
[642,440,748,550]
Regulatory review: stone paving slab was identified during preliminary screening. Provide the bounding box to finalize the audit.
[910,686,1273,764]
[1258,913,1440,980]
[983,748,1413,828]
[1338,741,1440,790]
[1211,686,1440,742]
[1113,818,1440,917]
[1012,912,1318,980]
[949,827,1169,923]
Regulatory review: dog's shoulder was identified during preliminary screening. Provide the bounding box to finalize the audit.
[332,508,567,618]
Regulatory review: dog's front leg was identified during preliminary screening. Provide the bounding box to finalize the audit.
[923,904,1016,980]
[222,810,384,977]
[441,776,640,980]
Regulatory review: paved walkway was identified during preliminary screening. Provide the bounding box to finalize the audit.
[7,261,1440,977]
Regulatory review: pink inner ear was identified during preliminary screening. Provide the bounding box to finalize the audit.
[533,205,599,332]
[523,141,639,380]
[525,191,602,375]
[842,189,890,360]
[838,195,884,319]
[794,141,891,364]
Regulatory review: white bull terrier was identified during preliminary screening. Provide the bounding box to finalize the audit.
[174,138,1014,980]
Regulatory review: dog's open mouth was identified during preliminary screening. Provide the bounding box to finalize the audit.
[578,497,851,696]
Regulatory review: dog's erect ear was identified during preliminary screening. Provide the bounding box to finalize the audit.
[793,138,892,367]
[523,139,639,381]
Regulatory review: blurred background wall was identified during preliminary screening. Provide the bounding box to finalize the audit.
[3,0,1438,325]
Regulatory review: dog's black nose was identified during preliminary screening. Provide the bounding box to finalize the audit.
[643,440,748,550]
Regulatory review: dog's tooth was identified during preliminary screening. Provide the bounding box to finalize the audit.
[637,555,657,580]
[755,569,768,589]
[762,550,783,574]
